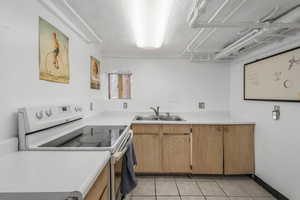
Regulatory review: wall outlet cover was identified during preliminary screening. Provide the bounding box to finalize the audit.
[90,102,94,111]
[198,102,205,109]
[123,102,128,109]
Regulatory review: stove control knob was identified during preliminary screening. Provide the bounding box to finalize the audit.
[35,111,44,120]
[45,109,52,117]
[75,106,82,112]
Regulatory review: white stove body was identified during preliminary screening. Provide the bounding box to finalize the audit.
[18,104,84,150]
[17,104,133,200]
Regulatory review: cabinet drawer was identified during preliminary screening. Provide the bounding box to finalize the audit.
[85,164,109,200]
[162,125,191,134]
[132,125,161,134]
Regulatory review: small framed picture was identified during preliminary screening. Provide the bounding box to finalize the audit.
[90,56,101,89]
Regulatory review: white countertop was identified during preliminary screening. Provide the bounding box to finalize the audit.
[0,151,110,200]
[0,110,253,199]
[86,111,255,125]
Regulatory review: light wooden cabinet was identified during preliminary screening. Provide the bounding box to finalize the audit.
[162,125,191,173]
[192,125,223,174]
[85,164,109,200]
[132,124,255,175]
[224,125,255,175]
[132,125,162,173]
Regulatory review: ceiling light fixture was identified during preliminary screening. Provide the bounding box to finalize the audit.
[132,0,174,49]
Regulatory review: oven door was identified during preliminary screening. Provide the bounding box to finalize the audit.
[110,130,133,200]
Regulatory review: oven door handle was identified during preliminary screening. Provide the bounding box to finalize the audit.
[112,130,133,163]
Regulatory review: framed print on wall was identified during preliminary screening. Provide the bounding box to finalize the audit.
[90,56,101,89]
[39,17,70,84]
[244,46,300,102]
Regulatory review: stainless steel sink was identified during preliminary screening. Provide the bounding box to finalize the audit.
[134,115,185,121]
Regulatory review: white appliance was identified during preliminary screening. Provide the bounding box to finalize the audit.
[18,104,133,200]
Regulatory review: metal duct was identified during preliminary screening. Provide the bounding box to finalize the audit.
[215,5,300,60]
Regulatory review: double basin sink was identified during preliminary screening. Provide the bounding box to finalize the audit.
[134,114,185,121]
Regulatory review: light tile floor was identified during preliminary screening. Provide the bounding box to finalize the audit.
[126,175,277,200]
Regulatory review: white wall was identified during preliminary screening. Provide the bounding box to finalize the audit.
[100,58,230,112]
[230,34,300,200]
[0,0,103,140]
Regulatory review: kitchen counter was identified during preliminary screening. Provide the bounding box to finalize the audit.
[87,111,255,125]
[0,151,110,200]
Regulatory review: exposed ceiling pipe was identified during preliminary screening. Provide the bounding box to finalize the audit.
[183,0,230,54]
[259,5,279,23]
[215,5,300,60]
[215,29,264,59]
[275,4,300,23]
[187,0,209,28]
[193,0,247,51]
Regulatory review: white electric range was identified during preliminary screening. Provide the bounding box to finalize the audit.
[17,104,133,200]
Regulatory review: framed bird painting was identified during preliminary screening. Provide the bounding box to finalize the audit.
[244,46,300,102]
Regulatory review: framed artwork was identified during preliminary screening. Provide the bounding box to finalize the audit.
[244,46,300,102]
[90,56,100,89]
[39,17,70,83]
[108,73,131,99]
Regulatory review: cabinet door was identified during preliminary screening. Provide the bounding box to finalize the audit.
[133,125,162,173]
[224,125,255,175]
[100,186,108,200]
[162,133,191,173]
[192,125,223,174]
[85,164,109,200]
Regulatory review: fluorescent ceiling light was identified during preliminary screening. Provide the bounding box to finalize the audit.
[131,0,174,49]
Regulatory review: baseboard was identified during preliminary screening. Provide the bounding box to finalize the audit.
[251,175,289,200]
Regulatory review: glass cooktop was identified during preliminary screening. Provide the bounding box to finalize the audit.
[40,126,127,148]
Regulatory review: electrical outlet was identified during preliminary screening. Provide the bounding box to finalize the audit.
[90,102,94,111]
[198,102,205,110]
[272,105,280,120]
[123,102,128,109]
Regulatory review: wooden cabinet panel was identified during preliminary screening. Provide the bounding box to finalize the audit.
[132,124,161,134]
[162,125,191,134]
[224,125,255,175]
[133,129,162,173]
[85,164,109,200]
[100,185,108,200]
[162,133,191,173]
[192,125,223,174]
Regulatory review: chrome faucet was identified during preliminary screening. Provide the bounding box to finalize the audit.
[150,106,160,117]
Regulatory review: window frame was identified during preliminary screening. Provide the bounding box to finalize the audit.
[108,73,132,100]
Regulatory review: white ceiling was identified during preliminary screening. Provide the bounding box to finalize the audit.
[66,0,300,59]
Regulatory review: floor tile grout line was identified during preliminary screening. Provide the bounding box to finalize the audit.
[174,176,183,200]
[194,179,205,197]
[215,179,230,199]
[154,176,157,200]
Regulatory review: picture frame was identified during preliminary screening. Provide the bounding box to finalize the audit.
[244,46,300,102]
[90,56,101,89]
[39,17,70,84]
